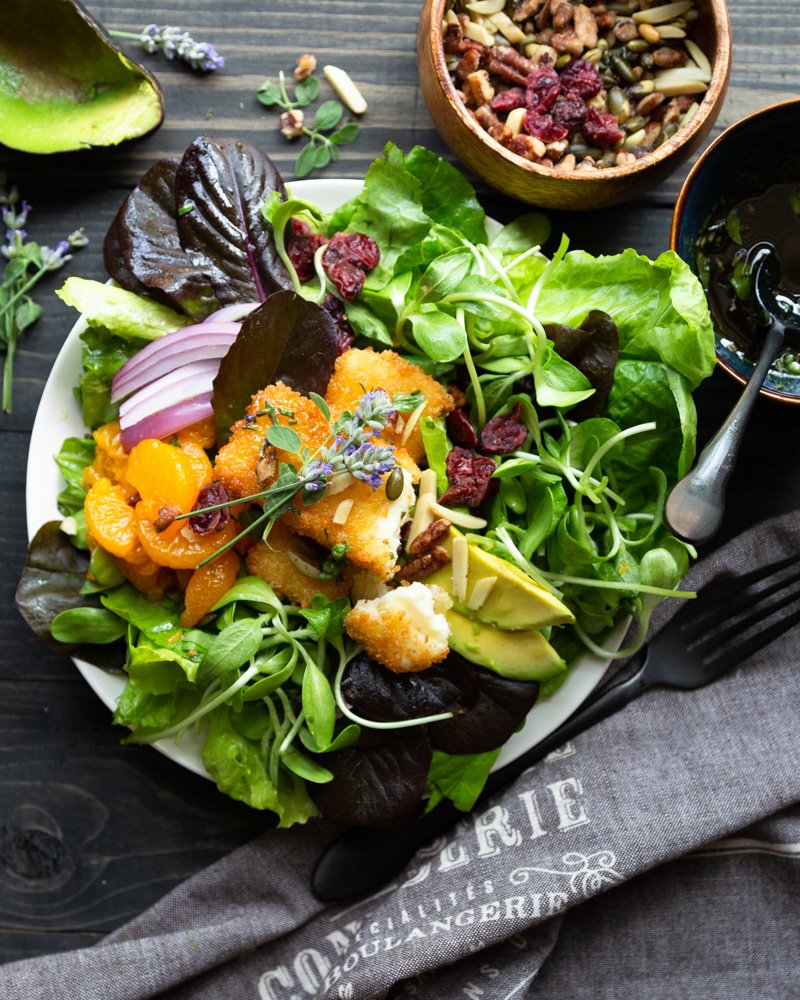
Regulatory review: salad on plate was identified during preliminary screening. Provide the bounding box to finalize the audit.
[17,136,716,828]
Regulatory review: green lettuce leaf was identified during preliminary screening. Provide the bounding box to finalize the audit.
[534,249,716,388]
[202,706,318,825]
[54,436,95,515]
[425,748,501,812]
[57,277,184,342]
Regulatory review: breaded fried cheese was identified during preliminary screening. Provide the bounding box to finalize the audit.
[344,583,453,673]
[283,452,418,580]
[246,521,350,608]
[214,383,328,499]
[325,348,454,463]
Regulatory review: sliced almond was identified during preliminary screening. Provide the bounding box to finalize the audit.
[400,399,428,445]
[656,24,687,38]
[323,64,367,115]
[466,575,498,611]
[654,64,711,84]
[287,551,321,579]
[463,20,497,46]
[451,535,469,604]
[632,1,692,25]
[466,0,506,14]
[684,38,711,76]
[332,499,354,525]
[429,500,487,530]
[488,10,527,44]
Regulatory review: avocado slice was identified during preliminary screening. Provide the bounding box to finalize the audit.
[447,608,565,682]
[0,0,163,153]
[426,533,574,631]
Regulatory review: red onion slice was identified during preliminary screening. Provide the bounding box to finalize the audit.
[112,322,240,402]
[203,302,260,323]
[120,395,214,451]
[119,359,219,427]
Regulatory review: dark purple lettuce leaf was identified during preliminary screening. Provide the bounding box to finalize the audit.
[212,289,339,443]
[429,658,540,755]
[104,157,218,321]
[341,653,480,723]
[16,522,125,671]
[545,310,619,418]
[175,135,292,305]
[309,728,432,828]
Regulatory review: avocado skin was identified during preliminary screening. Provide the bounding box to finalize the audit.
[0,0,163,153]
[426,533,574,631]
[446,609,565,682]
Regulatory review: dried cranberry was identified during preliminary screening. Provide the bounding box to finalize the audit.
[582,106,624,147]
[478,404,528,456]
[525,66,561,112]
[551,93,588,132]
[287,233,326,282]
[323,292,356,353]
[291,217,313,238]
[327,261,365,301]
[446,408,479,449]
[491,87,526,113]
[559,59,603,99]
[189,482,231,535]
[439,447,497,509]
[323,232,380,273]
[524,111,568,143]
[342,232,381,272]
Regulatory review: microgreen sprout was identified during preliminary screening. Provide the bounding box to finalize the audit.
[109,24,225,72]
[257,69,360,178]
[0,176,87,412]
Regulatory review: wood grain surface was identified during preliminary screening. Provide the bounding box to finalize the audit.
[1,0,798,964]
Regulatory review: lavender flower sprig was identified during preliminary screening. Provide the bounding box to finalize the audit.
[109,24,224,73]
[0,176,87,413]
[180,389,401,567]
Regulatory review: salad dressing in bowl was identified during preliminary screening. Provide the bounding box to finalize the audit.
[697,182,800,377]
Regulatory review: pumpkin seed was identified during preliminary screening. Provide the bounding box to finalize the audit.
[629,79,656,97]
[608,86,631,122]
[609,52,636,83]
[623,114,647,133]
[385,468,405,501]
[623,127,647,149]
[627,39,651,53]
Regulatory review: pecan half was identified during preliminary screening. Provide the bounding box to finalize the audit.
[155,504,181,533]
[394,546,451,583]
[408,518,452,555]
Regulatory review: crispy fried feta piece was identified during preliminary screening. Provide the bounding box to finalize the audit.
[246,521,351,608]
[324,348,454,464]
[214,383,328,499]
[283,454,417,580]
[345,583,453,673]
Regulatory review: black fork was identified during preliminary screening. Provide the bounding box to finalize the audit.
[312,553,800,903]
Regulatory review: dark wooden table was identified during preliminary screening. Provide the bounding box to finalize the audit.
[1,0,798,965]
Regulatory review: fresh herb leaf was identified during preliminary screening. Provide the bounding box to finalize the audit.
[314,100,344,132]
[266,423,303,453]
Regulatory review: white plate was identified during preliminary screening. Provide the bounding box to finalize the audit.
[26,177,617,783]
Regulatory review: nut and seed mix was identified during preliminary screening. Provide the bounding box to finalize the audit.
[442,0,711,170]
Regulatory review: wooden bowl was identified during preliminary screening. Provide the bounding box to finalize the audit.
[417,0,731,210]
[671,98,800,404]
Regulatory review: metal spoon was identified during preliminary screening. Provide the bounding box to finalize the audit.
[665,242,799,545]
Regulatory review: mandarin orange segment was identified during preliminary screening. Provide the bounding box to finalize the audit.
[94,420,127,462]
[126,439,200,511]
[180,549,240,627]
[177,416,216,450]
[115,555,175,602]
[175,437,214,493]
[84,477,139,558]
[134,499,238,569]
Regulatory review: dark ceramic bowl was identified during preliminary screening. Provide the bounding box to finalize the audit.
[671,98,800,404]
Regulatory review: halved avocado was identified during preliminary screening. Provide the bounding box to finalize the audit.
[0,0,163,153]
[446,609,565,682]
[426,532,574,631]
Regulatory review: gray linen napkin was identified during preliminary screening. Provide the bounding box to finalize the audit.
[2,510,798,999]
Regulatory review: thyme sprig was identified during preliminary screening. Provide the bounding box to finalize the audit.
[257,70,360,178]
[0,177,87,413]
